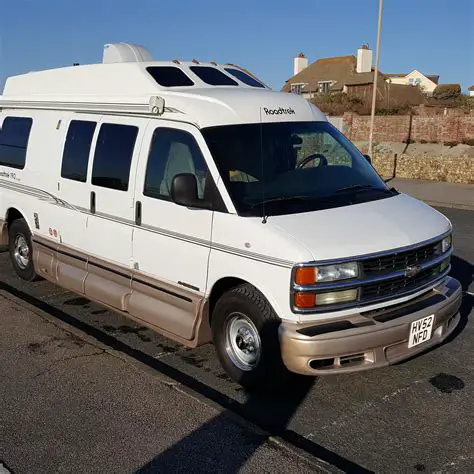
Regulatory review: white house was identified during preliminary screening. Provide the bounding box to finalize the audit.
[385,70,439,95]
[469,86,474,97]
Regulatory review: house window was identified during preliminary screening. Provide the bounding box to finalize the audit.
[409,77,422,87]
[318,81,332,93]
[290,83,305,94]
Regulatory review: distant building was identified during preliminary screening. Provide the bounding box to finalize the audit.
[282,45,425,108]
[282,46,374,99]
[385,71,440,96]
[469,85,474,97]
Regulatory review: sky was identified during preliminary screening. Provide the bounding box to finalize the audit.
[1,0,473,92]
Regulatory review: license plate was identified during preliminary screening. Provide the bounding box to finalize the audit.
[408,315,435,348]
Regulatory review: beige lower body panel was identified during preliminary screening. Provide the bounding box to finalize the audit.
[55,248,87,294]
[0,219,8,247]
[279,276,463,375]
[32,235,211,348]
[128,273,205,341]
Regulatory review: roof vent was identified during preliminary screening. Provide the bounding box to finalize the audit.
[102,43,154,64]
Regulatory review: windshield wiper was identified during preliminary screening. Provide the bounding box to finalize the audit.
[335,184,395,194]
[249,195,325,208]
[335,184,375,193]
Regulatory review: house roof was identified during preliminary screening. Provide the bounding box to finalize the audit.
[383,72,439,84]
[282,55,357,92]
[469,85,474,91]
[345,70,386,86]
[425,75,440,84]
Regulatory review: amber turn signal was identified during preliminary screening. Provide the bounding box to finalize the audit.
[295,267,316,285]
[294,292,316,308]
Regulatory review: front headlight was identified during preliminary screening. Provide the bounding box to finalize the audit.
[316,262,359,282]
[442,234,452,253]
[295,262,359,285]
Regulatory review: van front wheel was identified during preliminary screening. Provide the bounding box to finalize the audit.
[211,284,289,391]
[8,219,37,282]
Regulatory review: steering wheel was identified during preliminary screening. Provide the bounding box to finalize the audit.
[296,153,328,169]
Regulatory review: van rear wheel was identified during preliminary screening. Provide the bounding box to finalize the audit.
[211,284,289,391]
[8,219,38,282]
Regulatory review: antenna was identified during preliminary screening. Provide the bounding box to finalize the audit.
[259,107,267,224]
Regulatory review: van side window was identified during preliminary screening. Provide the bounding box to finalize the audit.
[144,128,209,201]
[92,123,138,191]
[0,117,33,169]
[189,66,238,86]
[61,120,96,182]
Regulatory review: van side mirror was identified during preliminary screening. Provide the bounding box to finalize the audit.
[363,154,372,164]
[170,173,212,210]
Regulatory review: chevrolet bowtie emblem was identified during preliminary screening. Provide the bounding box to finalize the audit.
[404,265,421,278]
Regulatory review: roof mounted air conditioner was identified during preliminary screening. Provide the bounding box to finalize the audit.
[102,42,154,64]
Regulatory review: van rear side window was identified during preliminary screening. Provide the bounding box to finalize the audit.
[189,66,238,86]
[224,68,265,88]
[146,67,195,87]
[61,120,96,182]
[0,117,33,169]
[92,123,138,191]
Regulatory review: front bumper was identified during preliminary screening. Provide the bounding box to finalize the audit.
[279,276,462,375]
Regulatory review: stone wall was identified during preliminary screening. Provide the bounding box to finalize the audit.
[343,112,474,144]
[371,154,474,184]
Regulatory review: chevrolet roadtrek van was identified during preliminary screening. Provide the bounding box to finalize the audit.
[0,43,462,389]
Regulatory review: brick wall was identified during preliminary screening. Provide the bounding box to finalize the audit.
[343,113,474,144]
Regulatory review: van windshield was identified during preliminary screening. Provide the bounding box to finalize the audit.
[202,121,397,217]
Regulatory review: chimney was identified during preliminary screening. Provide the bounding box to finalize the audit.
[356,44,372,74]
[294,52,308,76]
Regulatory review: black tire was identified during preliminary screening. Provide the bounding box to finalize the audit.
[8,218,38,282]
[211,283,290,391]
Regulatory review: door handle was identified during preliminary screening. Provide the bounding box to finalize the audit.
[135,201,142,226]
[90,191,96,214]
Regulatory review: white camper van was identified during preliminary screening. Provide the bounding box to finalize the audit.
[0,43,461,389]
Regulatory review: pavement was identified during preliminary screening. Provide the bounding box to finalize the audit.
[0,290,322,474]
[0,207,473,473]
[389,178,474,210]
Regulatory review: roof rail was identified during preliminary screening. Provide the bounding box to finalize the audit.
[0,97,182,117]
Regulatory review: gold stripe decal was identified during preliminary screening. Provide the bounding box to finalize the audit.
[2,179,295,268]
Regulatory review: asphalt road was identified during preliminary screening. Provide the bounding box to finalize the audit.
[1,207,473,473]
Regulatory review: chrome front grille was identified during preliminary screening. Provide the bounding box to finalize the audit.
[362,241,441,276]
[360,262,445,301]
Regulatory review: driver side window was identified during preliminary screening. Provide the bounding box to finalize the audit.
[144,127,209,201]
[295,132,353,168]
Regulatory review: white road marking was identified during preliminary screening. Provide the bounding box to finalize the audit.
[319,380,424,431]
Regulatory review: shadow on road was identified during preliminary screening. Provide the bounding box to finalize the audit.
[139,258,473,473]
[0,280,372,473]
[136,373,373,473]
